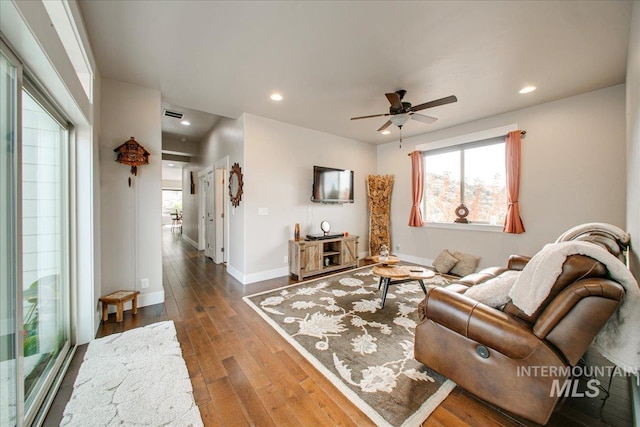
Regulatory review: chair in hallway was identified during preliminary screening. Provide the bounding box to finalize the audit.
[170,211,182,234]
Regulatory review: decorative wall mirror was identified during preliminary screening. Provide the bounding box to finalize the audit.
[228,162,244,207]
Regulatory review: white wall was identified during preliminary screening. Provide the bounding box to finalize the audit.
[378,85,627,268]
[189,113,377,284]
[627,2,640,277]
[242,114,377,283]
[100,79,163,307]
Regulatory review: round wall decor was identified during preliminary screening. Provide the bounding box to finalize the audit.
[229,162,244,207]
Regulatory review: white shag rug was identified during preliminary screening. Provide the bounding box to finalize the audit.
[61,321,203,426]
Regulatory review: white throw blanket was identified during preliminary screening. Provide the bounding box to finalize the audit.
[463,270,521,308]
[508,241,640,372]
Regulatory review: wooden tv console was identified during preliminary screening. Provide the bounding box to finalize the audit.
[289,235,359,280]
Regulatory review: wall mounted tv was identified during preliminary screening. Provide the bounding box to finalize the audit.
[311,166,354,203]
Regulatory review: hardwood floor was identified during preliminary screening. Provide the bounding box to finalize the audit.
[44,230,631,426]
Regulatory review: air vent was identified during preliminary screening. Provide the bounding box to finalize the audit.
[163,109,184,119]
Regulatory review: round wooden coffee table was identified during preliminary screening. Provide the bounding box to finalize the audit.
[372,265,435,308]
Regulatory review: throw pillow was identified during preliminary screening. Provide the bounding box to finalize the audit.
[432,249,459,274]
[450,251,480,277]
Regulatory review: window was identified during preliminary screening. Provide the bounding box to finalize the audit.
[423,138,506,225]
[42,1,94,102]
[162,190,182,226]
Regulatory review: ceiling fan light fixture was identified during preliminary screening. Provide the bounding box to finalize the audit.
[390,113,409,127]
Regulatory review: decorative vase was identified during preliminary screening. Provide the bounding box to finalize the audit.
[379,244,389,260]
[294,223,300,241]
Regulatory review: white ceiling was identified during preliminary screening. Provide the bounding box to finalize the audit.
[161,100,221,141]
[79,1,632,145]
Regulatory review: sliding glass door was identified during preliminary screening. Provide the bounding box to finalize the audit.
[21,85,70,421]
[1,41,71,426]
[1,45,19,427]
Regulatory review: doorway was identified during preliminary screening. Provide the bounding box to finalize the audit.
[214,167,226,263]
[198,172,206,251]
[204,169,214,259]
[214,157,229,265]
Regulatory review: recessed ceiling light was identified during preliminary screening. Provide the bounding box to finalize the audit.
[381,130,391,135]
[180,120,191,126]
[519,86,537,94]
[168,163,175,167]
[270,93,283,101]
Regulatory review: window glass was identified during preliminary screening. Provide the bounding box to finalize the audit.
[423,140,506,224]
[424,150,461,222]
[22,88,69,415]
[162,190,182,226]
[464,143,506,224]
[0,48,18,427]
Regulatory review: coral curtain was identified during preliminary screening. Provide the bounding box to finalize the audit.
[409,151,424,227]
[503,131,525,233]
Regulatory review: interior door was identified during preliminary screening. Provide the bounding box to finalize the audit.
[204,170,215,259]
[214,168,226,263]
[198,174,206,250]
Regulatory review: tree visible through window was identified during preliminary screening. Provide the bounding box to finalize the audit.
[423,140,506,224]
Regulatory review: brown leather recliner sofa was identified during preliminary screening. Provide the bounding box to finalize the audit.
[414,225,629,424]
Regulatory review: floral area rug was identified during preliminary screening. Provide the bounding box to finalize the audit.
[244,265,455,427]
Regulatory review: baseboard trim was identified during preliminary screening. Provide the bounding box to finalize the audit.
[226,264,244,284]
[181,234,199,249]
[394,252,434,267]
[231,252,437,286]
[226,264,290,285]
[244,267,289,285]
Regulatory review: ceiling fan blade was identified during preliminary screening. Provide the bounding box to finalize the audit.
[410,95,458,112]
[351,113,390,120]
[377,120,392,132]
[410,113,438,124]
[385,92,402,110]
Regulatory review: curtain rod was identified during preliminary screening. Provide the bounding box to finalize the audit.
[408,130,526,156]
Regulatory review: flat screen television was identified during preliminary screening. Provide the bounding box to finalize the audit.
[311,166,354,203]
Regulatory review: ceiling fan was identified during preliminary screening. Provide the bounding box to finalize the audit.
[351,89,458,134]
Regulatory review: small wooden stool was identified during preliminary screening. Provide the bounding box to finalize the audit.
[99,290,140,323]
